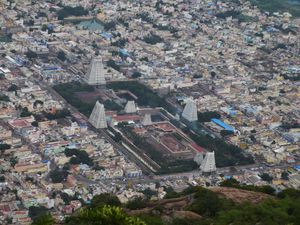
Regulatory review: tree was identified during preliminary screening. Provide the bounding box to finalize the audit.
[126,197,148,210]
[103,100,122,111]
[188,187,229,217]
[57,50,66,62]
[10,157,18,167]
[0,176,5,182]
[103,21,117,31]
[172,218,201,225]
[70,156,81,165]
[49,7,56,13]
[113,132,122,142]
[281,172,289,180]
[49,169,68,183]
[220,130,234,137]
[0,95,9,101]
[57,6,88,20]
[142,188,157,199]
[26,50,37,60]
[143,34,163,45]
[44,109,71,120]
[65,205,146,225]
[197,111,221,122]
[91,193,121,208]
[33,100,43,107]
[277,188,300,199]
[107,59,121,71]
[41,24,48,32]
[7,84,18,92]
[193,74,202,79]
[32,213,54,225]
[260,173,273,182]
[20,107,32,117]
[0,144,11,153]
[53,82,95,117]
[60,192,72,204]
[28,206,48,220]
[220,178,240,187]
[64,148,93,166]
[137,215,165,225]
[132,71,142,79]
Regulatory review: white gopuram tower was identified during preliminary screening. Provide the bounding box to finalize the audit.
[142,114,152,126]
[89,101,107,129]
[194,153,204,166]
[200,151,216,173]
[85,57,106,85]
[182,99,198,122]
[124,101,137,114]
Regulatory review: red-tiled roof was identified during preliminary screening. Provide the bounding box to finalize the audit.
[113,115,140,122]
[9,119,31,128]
[191,143,206,153]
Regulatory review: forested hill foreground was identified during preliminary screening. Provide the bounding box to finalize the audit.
[31,182,300,225]
[250,0,300,17]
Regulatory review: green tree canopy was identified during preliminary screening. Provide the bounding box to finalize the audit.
[49,169,68,183]
[26,50,38,60]
[65,205,146,225]
[28,206,48,220]
[91,193,121,208]
[31,213,54,225]
[57,50,67,61]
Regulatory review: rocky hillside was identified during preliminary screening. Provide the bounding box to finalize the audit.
[210,187,272,204]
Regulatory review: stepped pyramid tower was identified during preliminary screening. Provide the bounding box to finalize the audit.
[89,101,107,129]
[124,101,137,114]
[85,57,106,85]
[182,99,198,122]
[200,151,216,173]
[142,114,152,126]
[194,153,204,165]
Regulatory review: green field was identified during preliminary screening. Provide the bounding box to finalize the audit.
[251,0,300,17]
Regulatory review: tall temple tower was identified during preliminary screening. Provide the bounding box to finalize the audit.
[85,57,106,85]
[124,101,137,114]
[89,101,107,129]
[200,151,216,173]
[182,99,198,122]
[194,153,204,165]
[142,114,152,126]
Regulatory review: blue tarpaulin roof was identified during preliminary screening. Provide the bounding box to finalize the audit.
[294,165,300,171]
[119,48,130,56]
[211,118,234,132]
[101,32,112,40]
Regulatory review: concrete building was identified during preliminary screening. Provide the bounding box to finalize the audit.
[89,101,107,129]
[85,57,106,85]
